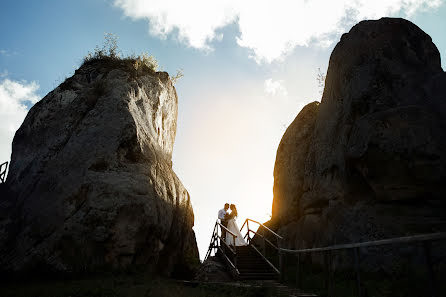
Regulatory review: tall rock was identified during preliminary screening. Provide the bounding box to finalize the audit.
[0,58,198,276]
[271,18,446,249]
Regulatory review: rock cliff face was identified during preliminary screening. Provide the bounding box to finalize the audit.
[271,18,446,249]
[0,59,198,276]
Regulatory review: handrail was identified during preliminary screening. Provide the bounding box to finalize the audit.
[204,220,238,262]
[278,231,446,297]
[243,218,283,240]
[240,219,247,231]
[0,161,7,183]
[250,244,280,275]
[217,222,238,238]
[217,246,240,279]
[252,231,280,250]
[239,218,283,278]
[204,222,218,261]
[279,232,446,254]
[217,234,236,254]
[205,215,446,290]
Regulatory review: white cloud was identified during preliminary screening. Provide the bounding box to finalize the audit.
[264,78,288,97]
[114,0,238,50]
[0,77,40,165]
[0,49,18,57]
[113,0,443,63]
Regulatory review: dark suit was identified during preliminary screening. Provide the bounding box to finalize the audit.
[221,217,228,240]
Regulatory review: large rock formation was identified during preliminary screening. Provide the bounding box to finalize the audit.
[0,58,198,276]
[271,18,446,249]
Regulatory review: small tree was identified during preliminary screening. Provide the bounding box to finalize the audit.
[103,33,119,58]
[317,67,326,95]
[82,33,183,83]
[171,69,184,84]
[84,33,120,62]
[137,52,158,72]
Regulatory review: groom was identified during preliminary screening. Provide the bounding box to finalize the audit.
[218,203,230,239]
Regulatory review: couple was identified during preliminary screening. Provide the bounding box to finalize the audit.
[218,203,246,246]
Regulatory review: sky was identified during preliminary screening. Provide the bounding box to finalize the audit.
[1,0,445,259]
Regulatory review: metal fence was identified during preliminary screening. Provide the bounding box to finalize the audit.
[276,232,446,297]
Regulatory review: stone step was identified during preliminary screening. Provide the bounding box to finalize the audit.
[239,273,278,280]
[237,262,271,266]
[239,269,277,275]
[238,263,270,268]
[237,259,269,262]
[237,264,272,270]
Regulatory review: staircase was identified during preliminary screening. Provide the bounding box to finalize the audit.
[235,245,278,280]
[205,219,282,281]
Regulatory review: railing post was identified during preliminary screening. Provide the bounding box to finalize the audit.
[324,250,333,297]
[204,222,219,261]
[234,236,238,269]
[247,220,250,243]
[423,241,437,297]
[0,161,8,183]
[278,237,283,281]
[296,253,300,288]
[353,247,361,297]
[262,226,266,255]
[324,251,329,294]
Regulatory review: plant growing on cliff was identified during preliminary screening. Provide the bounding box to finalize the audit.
[83,33,183,84]
[84,33,121,61]
[317,67,326,95]
[132,52,158,72]
[171,69,184,84]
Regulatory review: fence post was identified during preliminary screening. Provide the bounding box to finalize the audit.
[246,220,250,243]
[423,241,436,297]
[325,250,333,297]
[353,247,361,297]
[0,161,8,183]
[278,237,283,281]
[234,243,238,269]
[406,249,413,295]
[296,253,300,288]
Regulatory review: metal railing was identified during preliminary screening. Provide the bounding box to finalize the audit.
[0,161,8,183]
[204,216,446,296]
[204,220,240,279]
[204,218,283,279]
[239,218,283,277]
[279,232,446,297]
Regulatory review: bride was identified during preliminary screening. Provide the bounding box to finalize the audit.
[224,204,247,246]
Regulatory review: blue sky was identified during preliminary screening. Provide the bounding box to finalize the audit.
[1,0,445,259]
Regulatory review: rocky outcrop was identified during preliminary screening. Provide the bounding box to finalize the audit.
[194,256,233,282]
[0,58,198,276]
[271,18,446,249]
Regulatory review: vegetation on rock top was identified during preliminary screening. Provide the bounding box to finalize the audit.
[82,33,183,84]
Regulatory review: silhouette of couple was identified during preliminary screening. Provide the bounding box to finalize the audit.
[218,203,246,246]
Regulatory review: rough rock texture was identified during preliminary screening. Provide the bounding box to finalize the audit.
[0,59,198,276]
[270,18,446,250]
[194,256,232,282]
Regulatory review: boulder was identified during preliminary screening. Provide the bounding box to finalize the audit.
[0,58,199,276]
[271,18,446,249]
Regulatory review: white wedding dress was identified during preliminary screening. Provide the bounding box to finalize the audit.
[225,218,247,246]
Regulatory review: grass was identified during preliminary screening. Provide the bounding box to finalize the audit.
[82,33,176,81]
[56,33,183,94]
